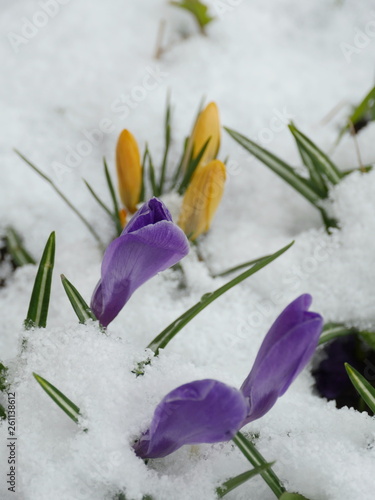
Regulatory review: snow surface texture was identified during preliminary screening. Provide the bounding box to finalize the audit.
[1,0,375,499]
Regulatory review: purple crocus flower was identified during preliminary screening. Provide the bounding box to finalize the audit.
[134,294,323,459]
[91,198,189,327]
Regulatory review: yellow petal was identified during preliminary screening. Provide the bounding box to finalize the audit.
[184,102,221,170]
[116,130,142,213]
[178,160,226,240]
[118,208,128,228]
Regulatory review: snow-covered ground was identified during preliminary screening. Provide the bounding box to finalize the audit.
[1,1,375,499]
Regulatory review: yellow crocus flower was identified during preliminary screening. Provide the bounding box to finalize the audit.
[184,102,221,170]
[178,159,226,240]
[116,130,142,213]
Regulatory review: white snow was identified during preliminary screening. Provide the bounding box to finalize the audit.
[1,0,375,499]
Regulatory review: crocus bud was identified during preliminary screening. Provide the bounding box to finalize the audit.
[178,159,226,240]
[187,102,221,168]
[116,130,142,213]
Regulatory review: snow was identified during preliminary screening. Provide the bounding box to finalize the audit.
[1,0,375,498]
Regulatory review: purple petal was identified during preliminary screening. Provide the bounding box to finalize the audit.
[134,379,249,459]
[91,199,189,326]
[123,198,173,234]
[240,294,323,424]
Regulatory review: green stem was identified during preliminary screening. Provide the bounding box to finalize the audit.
[15,150,104,250]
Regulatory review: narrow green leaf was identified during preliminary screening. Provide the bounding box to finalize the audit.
[148,241,294,355]
[33,373,80,423]
[225,127,321,205]
[338,86,375,142]
[288,125,328,197]
[318,322,356,345]
[140,145,148,202]
[147,149,158,196]
[170,0,215,33]
[14,150,104,249]
[232,432,285,498]
[178,137,210,194]
[104,158,123,236]
[158,94,172,195]
[213,253,273,278]
[84,179,113,218]
[288,123,342,185]
[342,164,373,176]
[216,463,274,498]
[279,493,310,500]
[5,227,35,266]
[24,232,55,330]
[345,363,375,413]
[170,136,189,190]
[61,274,97,324]
[358,330,375,351]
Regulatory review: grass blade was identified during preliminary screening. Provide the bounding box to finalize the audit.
[288,124,342,185]
[318,322,356,345]
[103,158,123,236]
[225,127,321,205]
[61,274,97,324]
[24,232,55,329]
[147,148,158,196]
[170,136,189,190]
[5,226,35,266]
[217,463,274,497]
[33,373,80,423]
[232,432,285,498]
[279,494,310,500]
[148,241,294,355]
[15,150,104,249]
[158,94,172,195]
[345,363,375,413]
[178,137,210,194]
[84,179,113,218]
[213,253,273,278]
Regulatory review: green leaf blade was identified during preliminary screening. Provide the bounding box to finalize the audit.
[5,226,35,266]
[170,0,215,32]
[345,363,375,414]
[216,463,274,498]
[61,274,97,324]
[288,123,342,185]
[147,241,294,355]
[225,127,321,205]
[24,232,55,330]
[318,322,356,345]
[103,158,123,236]
[232,432,285,498]
[33,373,80,424]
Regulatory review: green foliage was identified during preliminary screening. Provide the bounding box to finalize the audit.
[5,227,35,266]
[232,432,285,498]
[24,232,55,330]
[345,363,375,414]
[148,241,294,355]
[170,0,215,33]
[33,373,81,424]
[338,86,375,142]
[61,274,97,324]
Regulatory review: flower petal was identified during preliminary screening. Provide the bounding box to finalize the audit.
[240,294,323,424]
[123,198,173,234]
[91,199,189,327]
[134,379,249,459]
